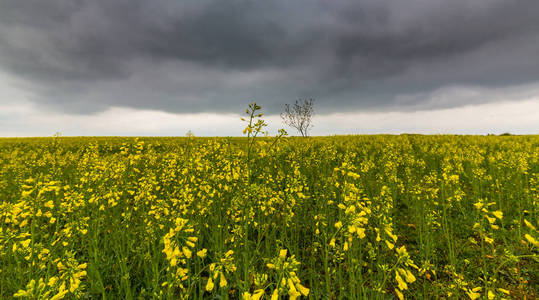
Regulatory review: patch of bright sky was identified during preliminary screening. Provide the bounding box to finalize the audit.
[1,71,538,137]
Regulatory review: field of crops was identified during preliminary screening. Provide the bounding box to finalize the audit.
[0,135,537,299]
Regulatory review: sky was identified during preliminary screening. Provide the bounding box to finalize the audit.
[1,0,538,136]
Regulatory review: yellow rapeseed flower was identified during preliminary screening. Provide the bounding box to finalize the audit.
[205,277,214,291]
[524,234,538,247]
[197,249,207,258]
[395,271,407,290]
[279,249,287,259]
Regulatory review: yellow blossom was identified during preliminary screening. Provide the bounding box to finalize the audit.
[524,234,538,247]
[205,277,214,291]
[524,219,536,230]
[395,271,408,290]
[182,246,192,258]
[296,283,309,296]
[219,272,227,287]
[197,249,207,258]
[271,289,279,300]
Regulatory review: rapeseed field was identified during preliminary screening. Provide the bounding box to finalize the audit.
[0,134,537,299]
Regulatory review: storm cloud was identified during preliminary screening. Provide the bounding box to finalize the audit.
[1,0,538,115]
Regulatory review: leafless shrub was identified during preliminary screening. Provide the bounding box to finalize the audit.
[281,98,314,137]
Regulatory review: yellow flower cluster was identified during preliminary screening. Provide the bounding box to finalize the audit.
[205,250,237,292]
[266,249,309,300]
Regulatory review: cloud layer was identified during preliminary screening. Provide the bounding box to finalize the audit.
[1,0,538,116]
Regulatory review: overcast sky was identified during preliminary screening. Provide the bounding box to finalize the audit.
[1,0,538,136]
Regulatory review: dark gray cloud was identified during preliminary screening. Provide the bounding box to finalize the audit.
[0,0,538,114]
